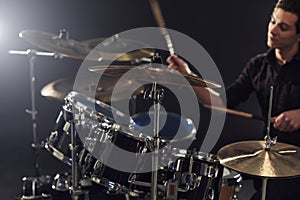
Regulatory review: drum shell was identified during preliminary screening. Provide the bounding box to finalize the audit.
[170,150,223,200]
[79,129,147,194]
[45,110,83,166]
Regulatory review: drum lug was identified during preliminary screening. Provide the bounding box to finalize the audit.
[93,159,104,173]
[181,172,198,191]
[206,165,219,179]
[145,137,155,151]
[206,187,215,200]
[68,143,80,152]
[138,144,148,155]
[63,121,71,132]
[48,131,58,142]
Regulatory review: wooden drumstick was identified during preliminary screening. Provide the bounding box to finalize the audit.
[148,0,175,55]
[203,104,264,121]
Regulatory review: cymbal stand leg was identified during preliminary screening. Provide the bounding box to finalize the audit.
[261,178,268,200]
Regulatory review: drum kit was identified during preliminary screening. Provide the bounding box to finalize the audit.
[10,28,300,200]
[10,2,300,200]
[9,28,228,200]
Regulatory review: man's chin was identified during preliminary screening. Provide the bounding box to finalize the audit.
[267,41,277,48]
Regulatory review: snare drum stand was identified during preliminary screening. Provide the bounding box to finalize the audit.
[9,49,59,199]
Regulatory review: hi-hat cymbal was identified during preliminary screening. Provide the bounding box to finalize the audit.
[81,37,155,61]
[41,76,144,103]
[89,65,221,88]
[19,30,92,60]
[217,140,300,178]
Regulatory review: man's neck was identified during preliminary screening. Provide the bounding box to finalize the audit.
[275,43,299,65]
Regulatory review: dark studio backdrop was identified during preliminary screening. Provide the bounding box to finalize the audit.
[0,0,275,199]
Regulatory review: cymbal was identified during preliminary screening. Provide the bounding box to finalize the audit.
[41,76,144,103]
[19,30,92,60]
[81,37,155,61]
[217,140,300,178]
[89,65,221,88]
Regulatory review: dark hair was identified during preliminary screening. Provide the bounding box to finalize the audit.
[275,0,300,33]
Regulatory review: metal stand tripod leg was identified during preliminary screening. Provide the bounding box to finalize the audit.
[261,178,268,200]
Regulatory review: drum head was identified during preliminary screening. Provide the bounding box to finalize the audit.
[132,111,196,143]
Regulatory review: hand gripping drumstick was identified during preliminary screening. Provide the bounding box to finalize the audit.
[148,0,175,55]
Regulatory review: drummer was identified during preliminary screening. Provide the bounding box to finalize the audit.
[167,0,300,199]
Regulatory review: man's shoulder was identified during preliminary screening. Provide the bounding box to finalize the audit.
[250,51,269,62]
[247,50,272,68]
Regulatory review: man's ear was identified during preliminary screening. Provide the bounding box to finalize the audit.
[297,33,300,42]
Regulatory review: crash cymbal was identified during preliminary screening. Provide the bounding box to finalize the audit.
[88,65,221,88]
[41,76,144,103]
[19,30,92,60]
[81,37,155,61]
[217,140,300,178]
[20,30,155,61]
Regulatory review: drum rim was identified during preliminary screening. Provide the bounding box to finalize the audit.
[64,91,150,142]
[171,148,218,162]
[44,142,72,166]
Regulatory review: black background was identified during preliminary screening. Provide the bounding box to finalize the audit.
[0,0,275,199]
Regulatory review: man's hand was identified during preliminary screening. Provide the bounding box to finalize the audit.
[166,55,223,107]
[271,109,300,132]
[167,55,194,75]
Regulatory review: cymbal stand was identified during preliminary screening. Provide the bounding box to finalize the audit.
[9,49,59,199]
[262,85,276,200]
[143,81,165,200]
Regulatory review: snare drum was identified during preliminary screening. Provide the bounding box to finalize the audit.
[219,168,242,200]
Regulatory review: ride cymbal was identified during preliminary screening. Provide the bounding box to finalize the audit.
[217,140,300,178]
[89,65,221,88]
